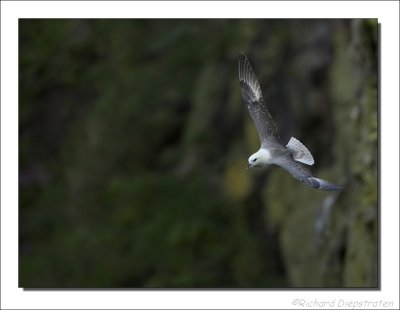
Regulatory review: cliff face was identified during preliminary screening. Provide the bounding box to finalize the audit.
[264,20,378,287]
[19,19,377,288]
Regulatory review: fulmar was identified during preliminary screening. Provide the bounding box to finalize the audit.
[239,53,342,191]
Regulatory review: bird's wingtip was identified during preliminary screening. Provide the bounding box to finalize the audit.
[305,177,343,192]
[320,182,343,192]
[325,184,343,192]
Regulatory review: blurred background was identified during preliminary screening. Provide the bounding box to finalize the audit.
[19,19,378,288]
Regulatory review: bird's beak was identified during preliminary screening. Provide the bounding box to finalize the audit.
[247,163,251,170]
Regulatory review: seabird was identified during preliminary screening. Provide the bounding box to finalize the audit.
[239,53,342,191]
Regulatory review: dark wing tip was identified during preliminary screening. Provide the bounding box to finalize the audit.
[239,53,246,80]
[320,183,343,192]
[239,52,248,63]
[238,53,260,99]
[238,52,254,84]
[305,177,343,191]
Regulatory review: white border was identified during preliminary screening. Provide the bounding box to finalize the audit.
[1,1,399,309]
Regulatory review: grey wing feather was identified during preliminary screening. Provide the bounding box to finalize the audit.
[239,53,280,145]
[286,137,315,165]
[272,154,343,191]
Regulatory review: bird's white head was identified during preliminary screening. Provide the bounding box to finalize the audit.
[247,148,272,169]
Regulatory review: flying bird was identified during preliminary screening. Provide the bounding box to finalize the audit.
[239,53,342,191]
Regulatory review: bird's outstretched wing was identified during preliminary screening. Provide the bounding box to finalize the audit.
[272,154,343,191]
[239,53,280,146]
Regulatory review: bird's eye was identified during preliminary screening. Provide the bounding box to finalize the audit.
[252,158,257,162]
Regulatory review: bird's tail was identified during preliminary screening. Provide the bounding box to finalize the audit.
[303,177,343,191]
